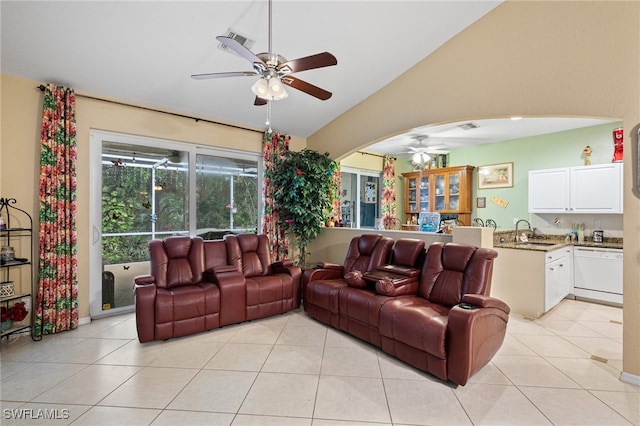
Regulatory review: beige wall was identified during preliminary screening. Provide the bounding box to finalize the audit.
[0,74,306,321]
[308,1,640,378]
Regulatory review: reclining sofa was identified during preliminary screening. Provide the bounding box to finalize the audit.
[134,234,300,343]
[303,234,509,386]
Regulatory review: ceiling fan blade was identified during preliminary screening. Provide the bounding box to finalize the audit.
[278,52,337,74]
[216,36,265,66]
[254,96,268,106]
[191,71,257,80]
[281,76,332,101]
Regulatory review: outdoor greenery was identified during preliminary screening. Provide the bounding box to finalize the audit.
[267,149,338,264]
[102,164,188,264]
[102,156,258,265]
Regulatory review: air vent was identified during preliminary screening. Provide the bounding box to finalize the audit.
[458,122,479,131]
[218,28,255,54]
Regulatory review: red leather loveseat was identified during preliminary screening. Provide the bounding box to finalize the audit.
[303,235,509,386]
[134,234,300,343]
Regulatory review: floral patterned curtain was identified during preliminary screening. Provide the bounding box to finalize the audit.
[34,84,78,336]
[381,155,398,229]
[330,163,341,223]
[261,131,290,261]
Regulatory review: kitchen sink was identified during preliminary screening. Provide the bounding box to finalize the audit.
[514,241,559,249]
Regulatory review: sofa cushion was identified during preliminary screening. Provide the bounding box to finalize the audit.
[304,279,346,314]
[155,283,220,323]
[419,243,475,307]
[391,238,425,267]
[156,237,205,289]
[343,234,393,273]
[344,271,366,288]
[379,297,450,359]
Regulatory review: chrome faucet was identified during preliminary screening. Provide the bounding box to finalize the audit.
[514,219,532,243]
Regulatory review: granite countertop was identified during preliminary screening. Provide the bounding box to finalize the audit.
[495,239,623,251]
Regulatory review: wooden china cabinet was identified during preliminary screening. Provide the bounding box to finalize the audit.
[402,165,474,228]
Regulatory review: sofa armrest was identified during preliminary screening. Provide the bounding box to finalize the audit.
[272,259,294,268]
[461,294,511,314]
[271,260,302,308]
[271,259,301,276]
[134,275,155,286]
[133,281,157,343]
[303,268,343,282]
[446,297,510,385]
[214,269,247,326]
[374,276,419,297]
[316,262,343,271]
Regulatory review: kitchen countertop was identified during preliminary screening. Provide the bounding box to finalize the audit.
[495,240,623,251]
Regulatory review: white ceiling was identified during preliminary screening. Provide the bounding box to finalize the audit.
[1,0,502,138]
[365,117,618,158]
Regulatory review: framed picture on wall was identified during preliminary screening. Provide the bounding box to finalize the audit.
[363,181,377,204]
[478,162,514,189]
[477,197,486,208]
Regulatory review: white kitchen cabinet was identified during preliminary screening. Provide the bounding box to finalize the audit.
[571,163,623,213]
[529,163,623,214]
[544,246,573,312]
[528,168,570,213]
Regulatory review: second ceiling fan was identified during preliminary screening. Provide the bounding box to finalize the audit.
[191,0,337,106]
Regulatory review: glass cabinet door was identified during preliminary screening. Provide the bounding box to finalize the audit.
[419,176,429,211]
[407,177,417,212]
[435,175,445,211]
[448,172,460,211]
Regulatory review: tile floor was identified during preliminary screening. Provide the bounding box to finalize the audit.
[1,299,638,425]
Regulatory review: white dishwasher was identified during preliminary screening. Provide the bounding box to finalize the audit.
[573,247,623,304]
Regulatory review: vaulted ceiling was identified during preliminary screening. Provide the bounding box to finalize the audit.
[1,1,501,138]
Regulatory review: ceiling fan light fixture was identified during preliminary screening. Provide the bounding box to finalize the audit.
[412,151,431,165]
[252,78,269,98]
[268,77,288,100]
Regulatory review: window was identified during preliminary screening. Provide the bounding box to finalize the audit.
[196,153,259,239]
[340,167,381,229]
[90,130,262,317]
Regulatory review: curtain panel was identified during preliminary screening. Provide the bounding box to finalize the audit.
[381,155,398,229]
[331,164,341,223]
[34,84,79,335]
[261,131,290,261]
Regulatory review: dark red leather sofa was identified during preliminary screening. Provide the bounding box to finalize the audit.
[303,235,509,386]
[134,234,300,343]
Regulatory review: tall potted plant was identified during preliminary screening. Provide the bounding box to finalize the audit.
[267,149,338,264]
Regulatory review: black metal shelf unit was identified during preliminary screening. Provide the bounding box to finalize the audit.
[0,197,41,341]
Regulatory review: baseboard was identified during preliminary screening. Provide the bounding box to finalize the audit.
[620,371,640,387]
[78,316,91,326]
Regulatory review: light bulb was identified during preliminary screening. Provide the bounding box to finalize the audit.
[412,152,430,165]
[251,78,269,98]
[268,77,288,100]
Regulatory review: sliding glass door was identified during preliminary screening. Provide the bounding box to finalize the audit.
[196,153,259,239]
[90,130,261,318]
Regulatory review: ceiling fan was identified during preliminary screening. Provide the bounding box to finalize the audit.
[404,136,450,154]
[191,0,337,106]
[402,136,450,167]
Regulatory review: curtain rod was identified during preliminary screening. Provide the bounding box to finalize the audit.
[37,85,262,134]
[357,151,397,161]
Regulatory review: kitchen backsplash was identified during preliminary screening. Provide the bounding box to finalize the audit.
[529,213,623,239]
